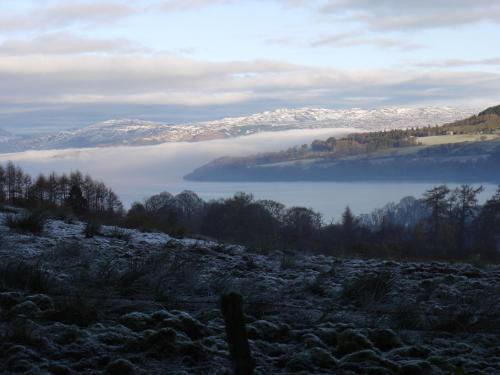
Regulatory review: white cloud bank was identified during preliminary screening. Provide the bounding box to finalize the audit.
[317,0,500,30]
[0,54,498,110]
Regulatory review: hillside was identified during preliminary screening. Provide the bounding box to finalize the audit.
[186,105,500,183]
[0,211,499,374]
[478,104,500,116]
[0,106,475,153]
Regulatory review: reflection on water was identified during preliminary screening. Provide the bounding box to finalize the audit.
[0,128,497,221]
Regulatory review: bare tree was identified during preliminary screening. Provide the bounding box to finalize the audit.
[423,185,451,247]
[450,185,484,251]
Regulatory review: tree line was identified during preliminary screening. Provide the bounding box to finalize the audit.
[0,162,123,217]
[123,185,500,262]
[1,162,499,262]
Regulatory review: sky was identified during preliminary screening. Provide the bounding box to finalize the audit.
[1,0,500,133]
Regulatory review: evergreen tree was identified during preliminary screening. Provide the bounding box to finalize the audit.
[66,184,88,214]
[474,187,500,254]
[423,185,451,247]
[449,185,483,252]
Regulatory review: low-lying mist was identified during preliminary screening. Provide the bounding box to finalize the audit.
[0,128,353,183]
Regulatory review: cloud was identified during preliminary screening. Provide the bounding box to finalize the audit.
[414,58,500,68]
[265,36,298,46]
[0,55,299,107]
[0,1,137,32]
[0,33,147,55]
[0,54,498,113]
[266,31,422,51]
[317,0,500,30]
[159,0,233,11]
[309,32,422,50]
[3,0,499,33]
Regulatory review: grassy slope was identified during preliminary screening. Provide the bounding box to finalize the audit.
[417,133,499,146]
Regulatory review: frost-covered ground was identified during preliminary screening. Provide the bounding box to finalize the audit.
[0,212,500,374]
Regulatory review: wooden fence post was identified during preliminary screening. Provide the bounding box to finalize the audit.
[220,293,255,375]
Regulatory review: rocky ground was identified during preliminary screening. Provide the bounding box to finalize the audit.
[0,210,499,374]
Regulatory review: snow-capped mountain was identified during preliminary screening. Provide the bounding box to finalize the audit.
[0,106,477,153]
[0,128,12,142]
[192,106,475,133]
[26,119,172,150]
[0,128,28,147]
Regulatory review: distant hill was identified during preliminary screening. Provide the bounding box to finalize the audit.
[185,104,500,183]
[478,104,500,117]
[0,106,475,153]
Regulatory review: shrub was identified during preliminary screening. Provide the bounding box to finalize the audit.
[45,296,99,327]
[49,207,77,224]
[0,206,18,214]
[47,241,82,260]
[105,226,132,241]
[3,319,42,347]
[106,359,136,375]
[392,302,424,329]
[308,272,329,296]
[83,220,101,238]
[280,253,298,270]
[340,270,396,306]
[4,212,45,234]
[0,261,53,293]
[427,288,500,332]
[208,273,235,296]
[116,259,153,294]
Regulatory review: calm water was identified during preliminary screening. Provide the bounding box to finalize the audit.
[1,128,497,221]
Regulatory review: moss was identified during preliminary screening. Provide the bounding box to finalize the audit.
[309,347,338,368]
[389,345,431,359]
[145,328,177,349]
[119,312,153,332]
[52,324,87,346]
[340,350,400,373]
[285,352,312,373]
[247,320,287,342]
[160,312,207,340]
[368,329,403,351]
[24,294,54,311]
[47,363,73,375]
[177,341,206,361]
[341,349,382,363]
[336,329,374,356]
[302,333,327,349]
[96,331,130,346]
[399,360,434,375]
[315,327,338,347]
[106,359,136,375]
[0,292,22,309]
[9,301,41,318]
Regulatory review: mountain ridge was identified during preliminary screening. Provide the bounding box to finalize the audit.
[0,106,477,153]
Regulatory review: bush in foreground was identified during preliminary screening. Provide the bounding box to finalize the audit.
[4,212,45,234]
[83,220,101,238]
[0,261,53,293]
